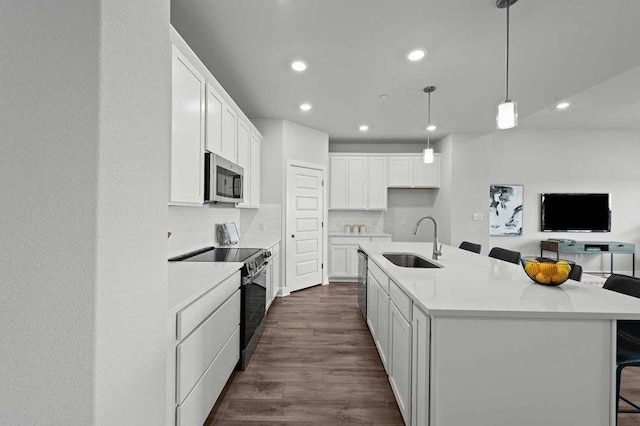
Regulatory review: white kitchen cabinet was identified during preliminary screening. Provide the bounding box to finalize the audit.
[330,245,351,277]
[266,242,281,311]
[348,157,367,209]
[368,157,388,209]
[205,84,223,155]
[236,121,250,207]
[390,302,412,425]
[366,272,378,340]
[250,134,260,208]
[329,235,392,280]
[376,281,390,372]
[411,305,430,426]
[221,104,237,163]
[388,154,440,188]
[170,46,205,205]
[329,155,388,210]
[329,157,349,209]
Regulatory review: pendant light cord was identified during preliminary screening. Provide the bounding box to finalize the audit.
[427,91,431,149]
[505,0,510,101]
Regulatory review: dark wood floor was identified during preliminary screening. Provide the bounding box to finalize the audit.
[206,282,640,425]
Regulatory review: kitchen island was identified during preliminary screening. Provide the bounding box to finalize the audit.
[359,242,640,426]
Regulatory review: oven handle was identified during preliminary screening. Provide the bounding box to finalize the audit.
[243,261,269,283]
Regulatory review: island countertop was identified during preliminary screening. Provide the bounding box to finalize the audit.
[360,242,640,320]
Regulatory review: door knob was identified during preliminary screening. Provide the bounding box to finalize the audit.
[291,234,295,238]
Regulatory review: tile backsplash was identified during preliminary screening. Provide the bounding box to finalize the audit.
[328,210,384,233]
[167,205,239,258]
[239,203,282,240]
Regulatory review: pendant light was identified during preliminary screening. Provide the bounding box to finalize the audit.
[496,0,518,130]
[423,86,436,164]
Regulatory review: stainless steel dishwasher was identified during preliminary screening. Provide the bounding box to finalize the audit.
[357,248,368,319]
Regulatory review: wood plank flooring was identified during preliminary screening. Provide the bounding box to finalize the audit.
[206,282,403,425]
[206,282,640,425]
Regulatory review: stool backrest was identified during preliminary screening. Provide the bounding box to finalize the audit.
[488,247,521,265]
[459,241,481,254]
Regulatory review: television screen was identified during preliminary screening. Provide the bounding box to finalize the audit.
[541,193,611,232]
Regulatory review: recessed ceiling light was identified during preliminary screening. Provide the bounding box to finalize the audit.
[299,103,312,111]
[426,124,437,132]
[407,49,426,62]
[555,101,570,110]
[359,124,369,132]
[290,60,308,72]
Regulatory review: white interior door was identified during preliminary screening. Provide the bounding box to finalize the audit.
[286,164,324,292]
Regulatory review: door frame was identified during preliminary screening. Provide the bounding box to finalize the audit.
[283,159,328,296]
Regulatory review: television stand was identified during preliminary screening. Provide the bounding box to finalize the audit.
[540,240,636,277]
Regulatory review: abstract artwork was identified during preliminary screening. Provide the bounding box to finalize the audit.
[489,184,523,236]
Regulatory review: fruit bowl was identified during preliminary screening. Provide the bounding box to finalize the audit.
[520,256,572,286]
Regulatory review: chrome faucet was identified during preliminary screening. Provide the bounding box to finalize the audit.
[412,216,442,260]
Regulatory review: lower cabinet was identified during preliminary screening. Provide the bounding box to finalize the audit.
[411,305,430,426]
[266,242,280,311]
[329,235,392,280]
[376,283,390,372]
[389,303,412,424]
[366,272,378,340]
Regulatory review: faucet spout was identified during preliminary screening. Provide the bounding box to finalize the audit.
[412,215,442,260]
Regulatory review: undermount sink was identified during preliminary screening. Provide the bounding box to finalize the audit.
[383,253,443,269]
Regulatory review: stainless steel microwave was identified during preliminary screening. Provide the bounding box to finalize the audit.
[204,153,244,204]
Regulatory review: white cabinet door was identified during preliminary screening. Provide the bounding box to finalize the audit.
[170,46,205,205]
[205,84,223,155]
[347,157,367,209]
[250,134,260,208]
[411,305,430,426]
[265,261,273,311]
[414,155,440,188]
[236,121,251,207]
[376,282,390,372]
[388,157,413,187]
[390,303,412,425]
[271,252,280,300]
[330,157,349,209]
[367,272,378,339]
[368,157,388,210]
[330,245,350,277]
[221,104,237,163]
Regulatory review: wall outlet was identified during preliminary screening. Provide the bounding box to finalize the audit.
[259,223,266,231]
[400,219,406,226]
[472,213,484,221]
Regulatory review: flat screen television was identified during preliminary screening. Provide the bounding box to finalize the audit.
[541,193,611,232]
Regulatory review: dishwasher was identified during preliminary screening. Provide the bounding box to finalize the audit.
[357,248,368,319]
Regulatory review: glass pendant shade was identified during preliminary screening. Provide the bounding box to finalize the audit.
[423,148,434,164]
[496,100,518,130]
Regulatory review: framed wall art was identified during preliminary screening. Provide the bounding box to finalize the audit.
[489,184,523,236]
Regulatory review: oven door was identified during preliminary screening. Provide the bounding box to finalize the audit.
[210,154,244,204]
[241,262,267,355]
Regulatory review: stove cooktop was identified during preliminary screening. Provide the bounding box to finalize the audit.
[169,247,261,263]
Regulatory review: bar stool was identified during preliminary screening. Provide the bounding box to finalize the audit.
[488,247,521,265]
[459,241,482,254]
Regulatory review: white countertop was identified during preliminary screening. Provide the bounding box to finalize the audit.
[329,232,392,238]
[360,242,640,320]
[168,262,242,312]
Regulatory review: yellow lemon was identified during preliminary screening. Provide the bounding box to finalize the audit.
[535,272,552,285]
[539,263,557,277]
[557,263,571,274]
[551,269,569,284]
[524,262,540,278]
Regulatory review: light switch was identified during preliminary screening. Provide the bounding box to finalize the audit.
[259,223,266,231]
[400,219,406,226]
[472,213,484,221]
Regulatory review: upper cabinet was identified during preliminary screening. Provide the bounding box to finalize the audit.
[388,154,440,188]
[329,155,388,210]
[169,28,261,207]
[170,46,206,205]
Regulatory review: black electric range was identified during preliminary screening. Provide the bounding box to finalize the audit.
[169,246,271,370]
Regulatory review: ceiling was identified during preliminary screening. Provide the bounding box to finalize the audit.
[171,0,640,141]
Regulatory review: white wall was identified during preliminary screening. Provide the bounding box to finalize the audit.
[384,189,437,242]
[329,141,428,153]
[168,206,240,257]
[1,1,170,424]
[239,203,282,242]
[451,130,640,274]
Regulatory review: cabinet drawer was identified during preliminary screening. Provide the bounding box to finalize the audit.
[390,279,412,322]
[177,270,240,340]
[177,326,239,426]
[369,261,389,295]
[176,289,240,404]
